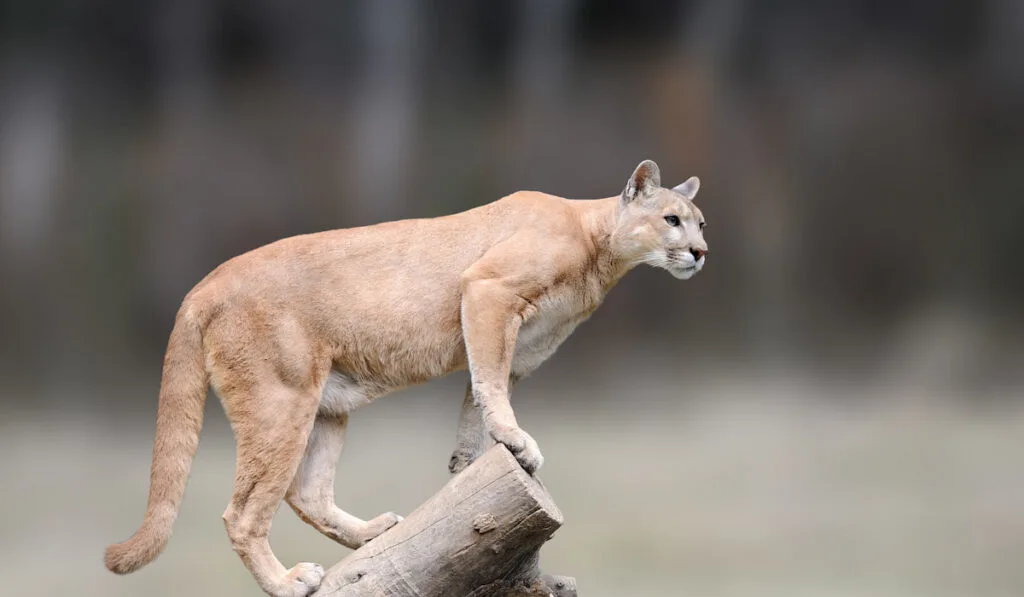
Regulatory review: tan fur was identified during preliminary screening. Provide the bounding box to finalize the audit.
[104,160,708,597]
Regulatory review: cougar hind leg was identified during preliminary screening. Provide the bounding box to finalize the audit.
[219,380,325,597]
[285,412,401,548]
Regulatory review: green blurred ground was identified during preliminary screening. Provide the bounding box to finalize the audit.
[3,375,1023,597]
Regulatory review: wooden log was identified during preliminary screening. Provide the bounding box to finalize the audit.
[311,445,577,597]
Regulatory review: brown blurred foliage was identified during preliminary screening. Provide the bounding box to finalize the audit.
[1,0,1022,404]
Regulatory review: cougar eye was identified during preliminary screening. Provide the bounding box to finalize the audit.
[664,215,681,227]
[699,220,706,230]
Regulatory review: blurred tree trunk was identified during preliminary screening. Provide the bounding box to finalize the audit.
[0,69,62,265]
[146,0,216,317]
[0,62,66,383]
[982,0,1024,95]
[508,0,576,191]
[347,0,420,225]
[682,0,801,365]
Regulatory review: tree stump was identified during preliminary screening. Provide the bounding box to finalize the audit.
[311,445,577,597]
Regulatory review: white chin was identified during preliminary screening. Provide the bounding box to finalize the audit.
[668,255,705,280]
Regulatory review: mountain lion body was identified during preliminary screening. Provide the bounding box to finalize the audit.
[105,160,708,597]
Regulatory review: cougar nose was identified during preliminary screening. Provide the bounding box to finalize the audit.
[690,247,706,260]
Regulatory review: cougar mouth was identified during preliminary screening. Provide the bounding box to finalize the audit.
[666,249,703,279]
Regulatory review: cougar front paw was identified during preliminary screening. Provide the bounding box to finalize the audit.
[489,425,544,474]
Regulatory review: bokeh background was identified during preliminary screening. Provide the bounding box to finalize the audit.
[2,1,1023,596]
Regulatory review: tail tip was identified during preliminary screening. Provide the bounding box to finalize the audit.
[104,541,146,575]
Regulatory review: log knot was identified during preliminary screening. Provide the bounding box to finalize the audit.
[472,513,498,534]
[343,569,365,583]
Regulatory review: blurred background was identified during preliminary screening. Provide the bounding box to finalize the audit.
[2,1,1023,596]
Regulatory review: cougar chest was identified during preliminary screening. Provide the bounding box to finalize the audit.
[511,291,600,377]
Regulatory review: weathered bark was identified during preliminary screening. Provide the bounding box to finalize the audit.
[311,445,576,597]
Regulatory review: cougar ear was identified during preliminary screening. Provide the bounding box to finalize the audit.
[622,159,661,204]
[673,176,700,199]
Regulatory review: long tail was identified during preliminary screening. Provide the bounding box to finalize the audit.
[105,305,208,574]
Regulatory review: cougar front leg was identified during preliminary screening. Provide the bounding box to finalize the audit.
[450,375,526,474]
[460,277,544,474]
